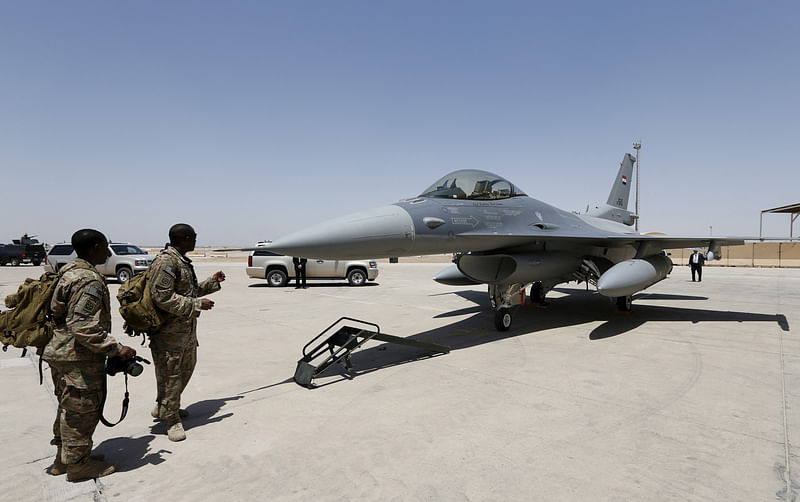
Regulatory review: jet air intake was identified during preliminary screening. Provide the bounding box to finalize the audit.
[456,253,581,285]
[433,264,481,286]
[597,254,673,298]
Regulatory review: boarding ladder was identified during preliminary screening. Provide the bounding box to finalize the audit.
[294,317,450,388]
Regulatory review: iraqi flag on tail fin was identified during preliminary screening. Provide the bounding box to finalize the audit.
[621,175,628,185]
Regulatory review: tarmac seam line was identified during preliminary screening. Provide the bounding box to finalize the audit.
[779,326,792,502]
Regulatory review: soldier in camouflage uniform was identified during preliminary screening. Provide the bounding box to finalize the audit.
[44,229,137,482]
[149,223,225,441]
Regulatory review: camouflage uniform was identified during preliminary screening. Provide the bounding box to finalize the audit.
[149,246,221,423]
[43,259,123,465]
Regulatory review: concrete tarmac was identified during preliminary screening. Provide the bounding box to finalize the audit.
[1,262,798,501]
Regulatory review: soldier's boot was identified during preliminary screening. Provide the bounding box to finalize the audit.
[50,448,105,476]
[66,459,116,482]
[51,449,67,475]
[167,421,186,442]
[152,404,189,420]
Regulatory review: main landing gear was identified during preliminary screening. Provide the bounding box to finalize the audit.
[530,281,546,305]
[616,295,632,312]
[488,284,633,331]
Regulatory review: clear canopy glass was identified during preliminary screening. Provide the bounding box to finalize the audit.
[419,169,526,200]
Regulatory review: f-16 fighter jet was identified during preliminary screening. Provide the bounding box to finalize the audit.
[266,153,743,330]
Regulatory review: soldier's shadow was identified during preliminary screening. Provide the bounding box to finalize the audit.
[93,435,168,472]
[148,395,243,435]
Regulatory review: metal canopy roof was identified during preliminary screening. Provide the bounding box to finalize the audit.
[760,203,800,239]
[761,203,800,214]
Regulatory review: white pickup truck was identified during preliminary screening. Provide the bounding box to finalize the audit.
[43,243,154,283]
[246,249,379,287]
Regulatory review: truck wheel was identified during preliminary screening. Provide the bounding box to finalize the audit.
[347,268,367,286]
[267,269,288,287]
[32,259,42,266]
[117,267,133,283]
[10,257,20,266]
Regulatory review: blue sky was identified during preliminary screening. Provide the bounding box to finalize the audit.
[2,1,798,246]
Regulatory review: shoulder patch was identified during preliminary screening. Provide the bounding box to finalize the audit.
[157,271,175,289]
[164,266,176,278]
[75,292,101,316]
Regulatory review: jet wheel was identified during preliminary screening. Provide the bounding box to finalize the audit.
[616,295,632,312]
[494,308,512,331]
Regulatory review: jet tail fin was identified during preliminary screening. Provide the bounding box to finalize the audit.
[605,153,635,209]
[585,153,637,226]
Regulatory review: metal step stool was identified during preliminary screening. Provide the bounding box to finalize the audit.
[294,317,450,388]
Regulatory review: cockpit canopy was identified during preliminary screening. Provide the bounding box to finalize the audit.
[419,169,527,200]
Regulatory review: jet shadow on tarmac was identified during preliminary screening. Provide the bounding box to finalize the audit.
[307,288,789,386]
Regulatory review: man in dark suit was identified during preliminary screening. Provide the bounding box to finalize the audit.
[689,250,705,282]
[292,257,307,288]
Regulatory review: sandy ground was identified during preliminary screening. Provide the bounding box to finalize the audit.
[1,261,798,501]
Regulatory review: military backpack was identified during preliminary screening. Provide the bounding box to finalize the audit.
[117,268,168,337]
[0,272,61,356]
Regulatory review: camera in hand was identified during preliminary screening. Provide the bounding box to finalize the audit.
[106,355,151,377]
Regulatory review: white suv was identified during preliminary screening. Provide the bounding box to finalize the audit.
[246,250,379,287]
[43,243,154,283]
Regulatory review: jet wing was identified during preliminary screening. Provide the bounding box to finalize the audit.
[455,230,745,256]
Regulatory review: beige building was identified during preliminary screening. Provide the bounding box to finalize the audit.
[668,241,800,268]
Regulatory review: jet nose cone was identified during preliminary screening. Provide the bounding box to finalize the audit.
[267,204,415,259]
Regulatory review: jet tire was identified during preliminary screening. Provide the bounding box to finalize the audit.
[530,282,545,304]
[494,308,512,331]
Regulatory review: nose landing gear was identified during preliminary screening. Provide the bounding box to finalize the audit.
[494,307,513,331]
[616,295,632,312]
[488,283,528,331]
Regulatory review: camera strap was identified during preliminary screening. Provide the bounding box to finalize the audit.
[100,374,130,428]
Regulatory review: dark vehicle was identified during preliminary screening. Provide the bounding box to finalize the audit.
[0,237,46,266]
[0,244,26,266]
